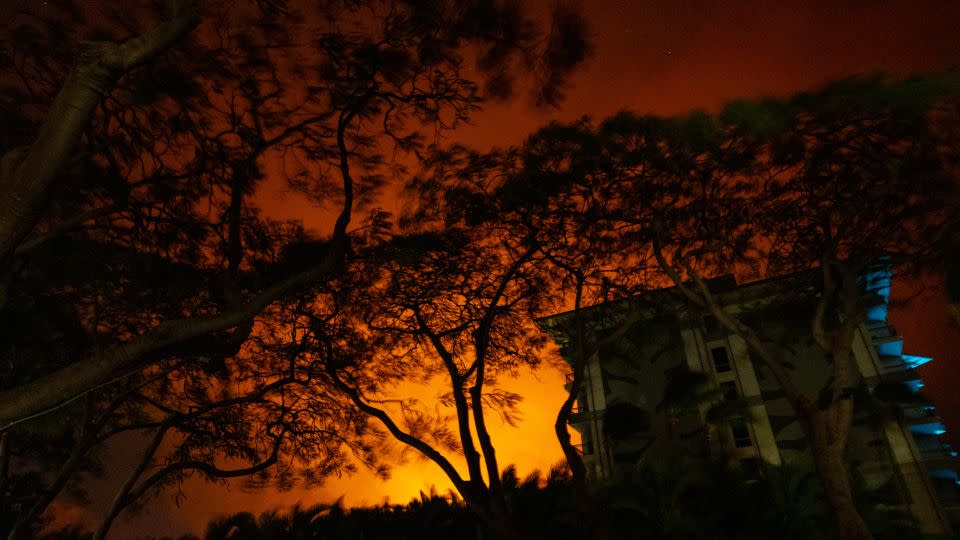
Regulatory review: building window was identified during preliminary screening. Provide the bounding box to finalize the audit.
[720,381,753,448]
[711,344,732,373]
[732,425,753,448]
[720,381,738,400]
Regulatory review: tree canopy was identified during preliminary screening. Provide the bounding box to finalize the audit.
[0,0,591,536]
[3,1,960,538]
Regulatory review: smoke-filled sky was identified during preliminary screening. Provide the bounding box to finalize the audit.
[50,0,960,537]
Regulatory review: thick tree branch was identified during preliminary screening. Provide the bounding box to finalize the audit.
[553,271,589,483]
[327,368,474,502]
[651,233,815,415]
[115,431,286,524]
[469,243,537,496]
[93,425,170,540]
[13,205,121,256]
[412,308,485,488]
[0,0,199,264]
[0,248,343,430]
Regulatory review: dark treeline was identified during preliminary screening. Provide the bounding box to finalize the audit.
[34,458,923,540]
[2,1,960,540]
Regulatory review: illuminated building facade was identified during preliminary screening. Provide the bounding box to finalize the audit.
[541,270,959,536]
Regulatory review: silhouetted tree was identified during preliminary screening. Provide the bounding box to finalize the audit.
[400,127,637,539]
[0,0,591,430]
[595,75,959,540]
[386,73,958,540]
[0,0,590,534]
[311,221,548,539]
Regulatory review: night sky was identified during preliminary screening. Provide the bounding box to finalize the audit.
[44,0,960,536]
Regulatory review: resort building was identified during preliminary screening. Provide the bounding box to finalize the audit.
[540,270,959,536]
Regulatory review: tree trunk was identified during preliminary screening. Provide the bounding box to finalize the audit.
[556,375,615,540]
[552,277,616,540]
[555,383,588,483]
[809,421,875,540]
[0,237,348,430]
[555,277,591,488]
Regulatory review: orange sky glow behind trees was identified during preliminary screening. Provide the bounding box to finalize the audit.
[63,1,960,537]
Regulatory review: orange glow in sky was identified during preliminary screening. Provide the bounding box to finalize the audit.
[52,1,960,537]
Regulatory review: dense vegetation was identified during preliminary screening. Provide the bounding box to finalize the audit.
[1,1,959,539]
[37,457,924,540]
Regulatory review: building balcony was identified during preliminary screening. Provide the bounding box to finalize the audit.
[904,405,940,422]
[867,323,898,340]
[881,368,923,390]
